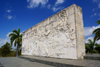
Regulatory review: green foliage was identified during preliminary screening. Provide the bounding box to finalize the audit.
[85,39,100,54]
[0,42,11,57]
[97,20,100,24]
[85,39,95,54]
[95,44,100,54]
[9,28,22,47]
[0,48,21,57]
[7,51,16,57]
[93,20,100,42]
[9,28,22,57]
[91,20,100,54]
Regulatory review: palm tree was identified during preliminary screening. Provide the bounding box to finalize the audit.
[9,28,22,57]
[85,39,95,54]
[93,20,100,42]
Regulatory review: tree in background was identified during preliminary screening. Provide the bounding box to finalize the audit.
[0,42,11,57]
[85,39,95,54]
[95,44,100,54]
[9,28,22,57]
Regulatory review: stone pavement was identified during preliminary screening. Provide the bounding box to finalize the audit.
[0,54,100,67]
[84,54,100,60]
[0,57,54,67]
[0,62,3,67]
[20,55,100,67]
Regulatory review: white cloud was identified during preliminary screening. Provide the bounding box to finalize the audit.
[27,0,48,8]
[92,9,95,11]
[93,0,100,9]
[94,13,97,16]
[84,25,100,36]
[6,32,12,37]
[51,0,65,12]
[98,4,100,8]
[96,39,100,44]
[91,15,93,17]
[93,0,97,3]
[7,15,12,19]
[52,6,65,12]
[47,4,51,9]
[52,7,61,12]
[85,37,94,43]
[91,13,98,17]
[93,0,100,3]
[85,36,100,44]
[0,33,10,47]
[55,0,64,5]
[7,10,11,13]
[92,8,98,11]
[98,14,100,16]
[26,0,65,12]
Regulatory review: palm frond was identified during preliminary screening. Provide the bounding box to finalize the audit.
[9,33,17,37]
[88,39,93,44]
[97,36,100,40]
[19,34,22,37]
[92,28,100,34]
[13,30,18,35]
[94,31,100,41]
[97,20,100,24]
[10,35,18,46]
[18,28,20,34]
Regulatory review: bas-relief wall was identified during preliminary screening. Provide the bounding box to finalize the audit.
[22,4,85,59]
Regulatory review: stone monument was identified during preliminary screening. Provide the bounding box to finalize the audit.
[22,4,85,59]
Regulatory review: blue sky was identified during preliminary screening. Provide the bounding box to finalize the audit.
[0,0,100,47]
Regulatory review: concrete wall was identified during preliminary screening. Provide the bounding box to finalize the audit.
[22,4,85,59]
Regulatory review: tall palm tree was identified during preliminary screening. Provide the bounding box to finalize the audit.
[93,20,100,42]
[9,28,22,57]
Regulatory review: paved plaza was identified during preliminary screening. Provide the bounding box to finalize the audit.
[0,55,100,67]
[19,55,100,67]
[0,57,54,67]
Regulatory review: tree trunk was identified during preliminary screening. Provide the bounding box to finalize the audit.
[16,44,18,57]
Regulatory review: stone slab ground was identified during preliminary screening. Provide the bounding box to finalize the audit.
[19,55,100,67]
[84,54,100,60]
[0,57,54,67]
[0,54,100,67]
